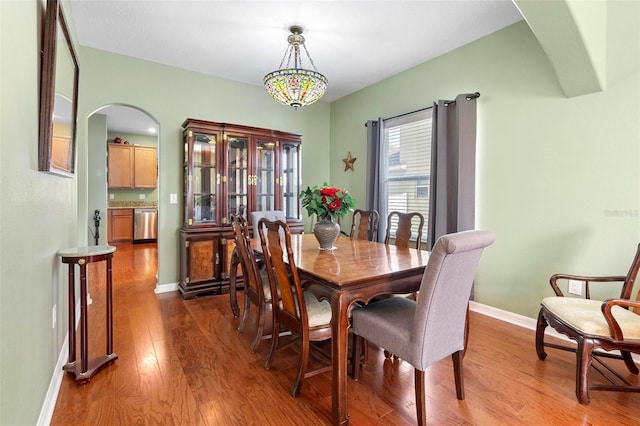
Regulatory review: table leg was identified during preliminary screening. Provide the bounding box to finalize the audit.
[331,291,350,425]
[67,265,76,365]
[79,262,89,375]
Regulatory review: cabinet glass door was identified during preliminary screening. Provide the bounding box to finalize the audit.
[282,142,301,219]
[227,136,248,221]
[192,133,217,224]
[255,140,277,211]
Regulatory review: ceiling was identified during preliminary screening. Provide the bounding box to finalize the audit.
[70,0,523,134]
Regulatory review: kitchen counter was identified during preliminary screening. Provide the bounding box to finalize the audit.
[108,201,157,209]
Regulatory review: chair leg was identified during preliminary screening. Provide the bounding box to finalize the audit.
[452,350,465,400]
[414,369,427,426]
[352,334,363,381]
[292,334,310,397]
[264,316,280,370]
[237,291,251,334]
[250,302,266,353]
[575,338,594,405]
[621,351,640,375]
[535,308,548,360]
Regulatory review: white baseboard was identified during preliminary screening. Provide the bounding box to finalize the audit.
[469,301,640,362]
[37,300,81,426]
[154,281,178,294]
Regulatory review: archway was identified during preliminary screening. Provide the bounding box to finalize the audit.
[86,104,159,286]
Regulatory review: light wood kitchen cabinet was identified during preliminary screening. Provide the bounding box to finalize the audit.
[108,208,133,244]
[133,146,158,188]
[107,144,157,189]
[178,118,303,299]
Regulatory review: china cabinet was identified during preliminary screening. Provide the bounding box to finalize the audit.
[179,118,303,299]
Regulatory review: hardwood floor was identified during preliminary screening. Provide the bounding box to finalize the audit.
[51,243,640,425]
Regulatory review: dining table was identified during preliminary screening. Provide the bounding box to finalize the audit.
[236,233,429,425]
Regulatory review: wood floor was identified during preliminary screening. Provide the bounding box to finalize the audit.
[51,243,640,425]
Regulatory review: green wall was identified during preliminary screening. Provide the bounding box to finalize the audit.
[330,14,640,318]
[77,47,331,290]
[1,1,78,424]
[2,0,639,424]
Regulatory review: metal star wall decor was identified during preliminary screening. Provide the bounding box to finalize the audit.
[343,152,357,171]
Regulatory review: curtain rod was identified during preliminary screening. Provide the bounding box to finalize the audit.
[365,92,480,127]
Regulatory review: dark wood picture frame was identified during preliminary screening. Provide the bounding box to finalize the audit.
[39,0,79,177]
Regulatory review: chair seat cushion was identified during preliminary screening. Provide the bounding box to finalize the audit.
[303,290,332,328]
[542,297,640,339]
[352,297,415,362]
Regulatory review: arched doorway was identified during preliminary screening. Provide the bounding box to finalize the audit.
[87,104,159,286]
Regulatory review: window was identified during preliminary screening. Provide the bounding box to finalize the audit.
[381,109,432,241]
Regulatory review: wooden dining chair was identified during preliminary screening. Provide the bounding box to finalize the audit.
[351,230,495,425]
[384,211,424,249]
[349,209,379,241]
[257,218,333,397]
[536,243,640,404]
[231,214,278,353]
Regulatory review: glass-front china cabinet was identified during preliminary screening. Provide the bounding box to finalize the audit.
[179,119,302,299]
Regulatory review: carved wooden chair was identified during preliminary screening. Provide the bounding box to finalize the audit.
[349,209,379,241]
[536,243,640,404]
[230,214,277,353]
[257,218,333,397]
[352,230,495,425]
[384,211,424,249]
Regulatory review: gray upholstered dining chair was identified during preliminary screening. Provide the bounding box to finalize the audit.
[351,230,495,426]
[249,210,286,237]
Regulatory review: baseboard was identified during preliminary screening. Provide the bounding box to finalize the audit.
[37,301,80,426]
[154,281,178,294]
[469,301,640,362]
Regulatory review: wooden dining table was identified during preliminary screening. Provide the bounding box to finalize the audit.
[240,233,429,425]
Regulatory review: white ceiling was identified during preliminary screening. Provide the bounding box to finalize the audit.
[70,0,523,133]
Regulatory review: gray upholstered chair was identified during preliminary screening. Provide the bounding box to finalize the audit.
[249,210,286,237]
[351,230,495,425]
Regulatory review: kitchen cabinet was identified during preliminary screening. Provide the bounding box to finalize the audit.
[107,144,157,189]
[178,118,303,299]
[108,208,133,244]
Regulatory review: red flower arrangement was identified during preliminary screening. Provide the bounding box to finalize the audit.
[300,183,357,221]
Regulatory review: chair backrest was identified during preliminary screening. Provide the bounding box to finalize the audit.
[231,214,266,301]
[250,210,286,237]
[410,230,495,370]
[384,211,425,249]
[257,218,308,335]
[623,244,640,312]
[349,209,379,241]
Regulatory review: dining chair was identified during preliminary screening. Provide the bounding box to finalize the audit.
[349,209,379,241]
[351,230,495,425]
[257,218,333,397]
[384,211,424,249]
[231,214,278,353]
[536,243,640,404]
[249,210,286,237]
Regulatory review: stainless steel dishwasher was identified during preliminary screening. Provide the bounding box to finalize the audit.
[133,208,158,242]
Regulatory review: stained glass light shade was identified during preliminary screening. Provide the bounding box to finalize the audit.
[263,26,328,109]
[263,68,328,109]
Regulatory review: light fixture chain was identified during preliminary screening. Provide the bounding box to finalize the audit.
[302,43,318,71]
[278,45,293,70]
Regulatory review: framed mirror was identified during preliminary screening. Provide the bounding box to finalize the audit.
[39,0,79,177]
